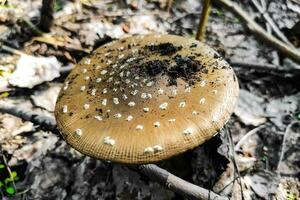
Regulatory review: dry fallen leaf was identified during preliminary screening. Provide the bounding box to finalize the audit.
[9,55,61,88]
[31,84,62,112]
[234,89,267,126]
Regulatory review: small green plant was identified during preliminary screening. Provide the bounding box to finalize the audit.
[0,162,20,196]
[296,113,300,121]
[54,0,63,12]
[286,192,297,200]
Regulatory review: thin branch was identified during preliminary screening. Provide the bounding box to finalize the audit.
[250,0,292,45]
[0,101,59,136]
[214,0,300,64]
[196,0,212,41]
[277,122,298,172]
[230,60,300,74]
[139,164,228,200]
[234,124,266,152]
[40,0,55,32]
[0,102,227,200]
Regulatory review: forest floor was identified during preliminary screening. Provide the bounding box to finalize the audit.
[0,0,300,199]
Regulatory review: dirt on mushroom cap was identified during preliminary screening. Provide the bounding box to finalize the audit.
[55,34,239,164]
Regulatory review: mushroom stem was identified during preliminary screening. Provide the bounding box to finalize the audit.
[139,164,227,200]
[0,102,227,200]
[196,0,212,41]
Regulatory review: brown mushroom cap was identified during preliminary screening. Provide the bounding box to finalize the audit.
[55,34,239,164]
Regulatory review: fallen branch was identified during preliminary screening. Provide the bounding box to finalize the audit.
[214,0,300,64]
[229,60,300,74]
[0,101,226,200]
[250,0,292,45]
[196,0,212,41]
[139,164,228,200]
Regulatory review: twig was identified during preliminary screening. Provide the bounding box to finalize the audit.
[0,102,227,200]
[229,60,300,74]
[225,127,245,200]
[167,0,173,13]
[139,164,227,200]
[250,0,292,45]
[40,0,55,32]
[0,101,59,136]
[196,0,212,41]
[277,122,297,172]
[22,19,44,36]
[213,0,300,64]
[0,43,25,56]
[1,154,17,193]
[234,124,266,152]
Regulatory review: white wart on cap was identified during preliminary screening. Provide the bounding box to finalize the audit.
[55,34,239,164]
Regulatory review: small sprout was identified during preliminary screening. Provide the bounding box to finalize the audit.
[6,186,15,195]
[84,76,90,80]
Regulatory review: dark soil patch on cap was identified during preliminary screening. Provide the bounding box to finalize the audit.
[146,43,182,55]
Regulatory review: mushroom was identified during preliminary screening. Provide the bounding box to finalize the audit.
[54,34,239,164]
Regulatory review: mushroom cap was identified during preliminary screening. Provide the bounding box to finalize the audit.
[55,34,239,164]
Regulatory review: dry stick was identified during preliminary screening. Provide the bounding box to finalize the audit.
[230,61,300,74]
[234,124,266,152]
[196,0,212,41]
[40,0,55,32]
[250,0,292,45]
[276,122,298,172]
[0,102,227,200]
[213,0,300,64]
[139,164,228,200]
[167,0,173,13]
